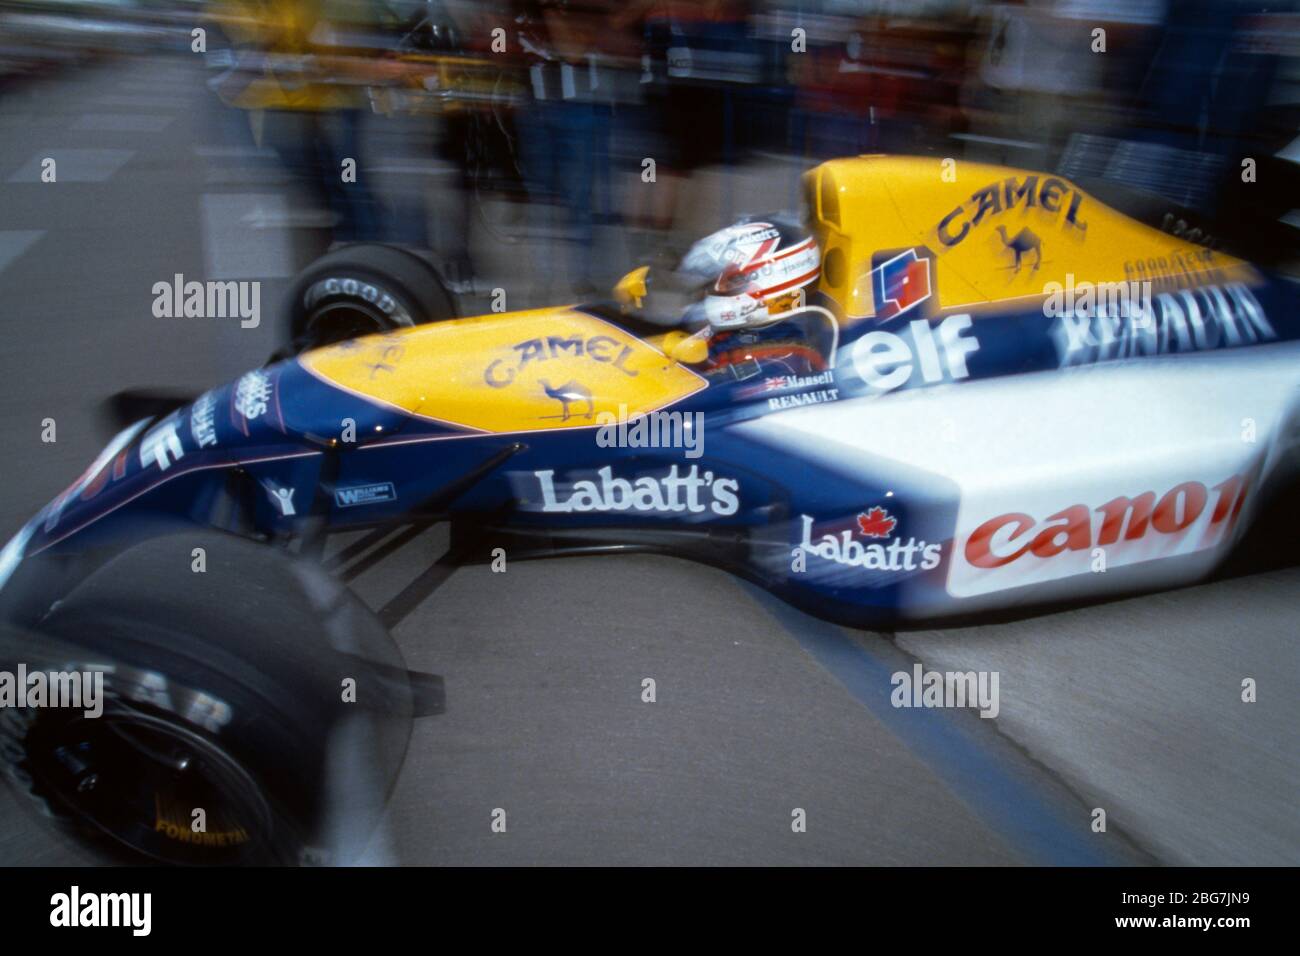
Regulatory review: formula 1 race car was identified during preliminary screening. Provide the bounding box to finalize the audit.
[3,156,1299,864]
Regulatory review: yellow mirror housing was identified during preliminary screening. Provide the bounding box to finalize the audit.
[613,266,649,309]
[660,329,710,364]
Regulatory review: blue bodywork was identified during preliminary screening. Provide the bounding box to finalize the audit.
[4,271,1299,630]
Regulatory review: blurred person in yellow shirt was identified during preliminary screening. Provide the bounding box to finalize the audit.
[208,0,384,240]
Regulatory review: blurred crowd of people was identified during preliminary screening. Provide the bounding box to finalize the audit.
[5,0,1299,289]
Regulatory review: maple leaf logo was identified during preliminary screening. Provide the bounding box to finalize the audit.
[856,507,897,539]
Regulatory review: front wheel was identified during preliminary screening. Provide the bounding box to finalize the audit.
[8,688,284,864]
[283,244,457,355]
[1,533,416,865]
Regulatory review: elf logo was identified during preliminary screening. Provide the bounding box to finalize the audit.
[954,473,1250,597]
[847,312,980,395]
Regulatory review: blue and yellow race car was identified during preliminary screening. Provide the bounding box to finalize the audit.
[3,156,1298,863]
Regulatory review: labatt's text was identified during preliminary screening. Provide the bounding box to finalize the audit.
[800,515,943,571]
[535,466,740,515]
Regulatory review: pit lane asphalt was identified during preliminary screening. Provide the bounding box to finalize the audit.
[0,54,1295,866]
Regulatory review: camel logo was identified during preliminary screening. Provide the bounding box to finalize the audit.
[301,309,707,434]
[996,226,1042,274]
[871,247,933,320]
[484,334,640,389]
[935,176,1087,248]
[540,379,594,421]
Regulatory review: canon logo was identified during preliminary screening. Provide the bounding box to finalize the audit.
[965,474,1249,569]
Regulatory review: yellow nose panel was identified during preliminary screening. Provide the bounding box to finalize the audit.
[300,308,707,433]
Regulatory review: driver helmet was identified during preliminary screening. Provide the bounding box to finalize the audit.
[677,215,821,330]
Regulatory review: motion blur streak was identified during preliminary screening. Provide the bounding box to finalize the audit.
[0,0,1296,867]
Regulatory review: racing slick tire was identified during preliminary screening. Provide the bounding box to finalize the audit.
[0,532,414,865]
[282,243,457,355]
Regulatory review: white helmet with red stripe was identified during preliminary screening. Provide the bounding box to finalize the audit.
[677,215,820,323]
